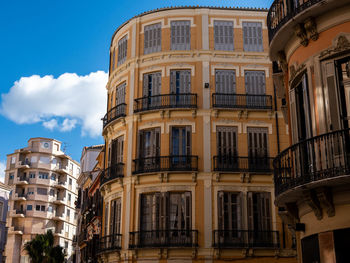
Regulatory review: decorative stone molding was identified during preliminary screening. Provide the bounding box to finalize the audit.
[303,190,323,220]
[317,187,335,218]
[304,17,318,41]
[320,34,350,59]
[277,51,288,73]
[273,72,285,99]
[294,23,308,47]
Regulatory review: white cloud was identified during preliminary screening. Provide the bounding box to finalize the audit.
[43,119,58,131]
[0,161,5,183]
[60,118,77,132]
[0,71,108,137]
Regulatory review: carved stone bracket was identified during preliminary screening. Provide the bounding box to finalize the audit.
[191,248,197,259]
[192,172,197,182]
[213,109,219,118]
[277,51,288,73]
[214,249,220,259]
[317,187,335,217]
[304,17,318,41]
[285,202,299,221]
[240,173,245,183]
[294,23,308,47]
[303,190,323,220]
[134,175,140,185]
[162,248,168,259]
[137,114,142,122]
[159,172,168,183]
[192,109,197,118]
[215,173,221,182]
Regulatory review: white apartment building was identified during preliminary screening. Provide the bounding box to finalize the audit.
[4,138,80,263]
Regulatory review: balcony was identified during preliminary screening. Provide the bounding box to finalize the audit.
[129,230,198,249]
[212,93,273,110]
[15,176,29,185]
[213,156,273,173]
[100,163,124,186]
[54,197,66,205]
[12,209,26,218]
[53,213,65,221]
[16,160,31,169]
[13,193,27,201]
[78,230,88,244]
[133,155,198,174]
[54,165,70,175]
[213,230,280,249]
[103,103,127,128]
[98,234,122,252]
[274,128,350,198]
[8,226,24,235]
[134,93,197,113]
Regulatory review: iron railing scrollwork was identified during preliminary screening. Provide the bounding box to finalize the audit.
[129,230,198,248]
[213,230,280,248]
[274,128,350,196]
[133,155,198,174]
[267,0,323,43]
[101,163,125,186]
[98,234,122,252]
[212,93,273,110]
[213,156,273,173]
[134,93,197,113]
[103,103,127,128]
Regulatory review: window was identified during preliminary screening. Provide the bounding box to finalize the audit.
[218,192,241,230]
[171,126,191,156]
[54,143,59,151]
[65,224,69,233]
[67,208,70,217]
[116,82,126,106]
[216,70,236,94]
[37,188,47,195]
[247,192,271,232]
[69,163,73,172]
[117,35,128,66]
[38,172,49,179]
[40,205,45,211]
[9,173,14,180]
[170,70,191,94]
[140,192,191,232]
[69,178,72,185]
[142,72,161,108]
[0,202,3,219]
[214,20,234,51]
[216,126,238,169]
[29,172,36,179]
[11,157,16,164]
[247,127,268,158]
[50,173,56,180]
[28,188,34,195]
[64,241,68,249]
[138,128,160,159]
[48,206,53,213]
[68,193,71,202]
[171,20,190,50]
[104,203,109,236]
[144,23,161,54]
[39,156,50,164]
[243,22,263,52]
[245,71,266,107]
[110,199,121,235]
[36,205,40,211]
[49,189,55,196]
[30,156,38,163]
[27,205,33,211]
[110,136,124,166]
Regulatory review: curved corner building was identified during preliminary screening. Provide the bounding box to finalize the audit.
[99,6,296,263]
[268,0,350,262]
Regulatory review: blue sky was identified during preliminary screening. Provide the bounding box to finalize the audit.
[0,0,273,180]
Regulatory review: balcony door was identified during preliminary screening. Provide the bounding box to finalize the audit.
[170,70,191,106]
[143,72,161,109]
[245,71,266,107]
[215,70,236,107]
[109,198,121,248]
[171,126,191,169]
[247,192,272,246]
[247,127,269,171]
[216,126,238,170]
[138,128,160,171]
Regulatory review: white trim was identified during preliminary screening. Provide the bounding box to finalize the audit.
[241,65,269,77]
[113,76,128,89]
[237,18,267,29]
[211,64,240,77]
[209,18,236,27]
[109,130,126,142]
[139,122,165,134]
[166,64,195,76]
[139,67,165,80]
[212,120,242,133]
[140,19,165,33]
[243,122,273,134]
[112,31,130,48]
[165,17,196,28]
[166,120,196,133]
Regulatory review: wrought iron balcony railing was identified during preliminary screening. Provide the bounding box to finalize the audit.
[98,234,122,252]
[129,230,198,249]
[274,128,350,196]
[267,0,322,43]
[133,155,198,174]
[213,156,273,173]
[212,93,273,110]
[134,93,197,113]
[213,230,280,248]
[103,103,127,128]
[100,163,125,186]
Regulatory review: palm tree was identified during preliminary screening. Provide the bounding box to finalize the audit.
[24,230,65,263]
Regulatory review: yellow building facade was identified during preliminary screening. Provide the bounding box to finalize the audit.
[268,0,350,262]
[99,6,296,263]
